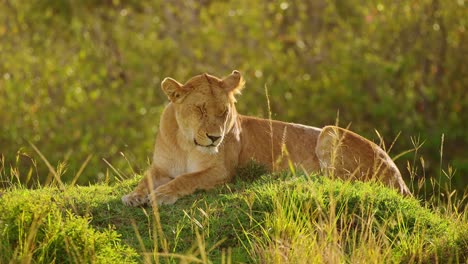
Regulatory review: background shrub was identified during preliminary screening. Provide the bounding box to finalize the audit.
[0,0,466,190]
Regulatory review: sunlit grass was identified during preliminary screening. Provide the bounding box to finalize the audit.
[0,152,466,263]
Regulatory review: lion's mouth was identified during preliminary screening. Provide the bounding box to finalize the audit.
[194,139,217,148]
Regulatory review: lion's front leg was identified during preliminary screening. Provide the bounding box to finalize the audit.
[122,166,172,207]
[150,168,228,205]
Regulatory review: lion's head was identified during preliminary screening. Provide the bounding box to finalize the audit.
[161,70,245,154]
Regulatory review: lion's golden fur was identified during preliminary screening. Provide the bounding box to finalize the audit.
[122,71,410,206]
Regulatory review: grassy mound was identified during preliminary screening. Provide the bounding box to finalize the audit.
[1,173,466,263]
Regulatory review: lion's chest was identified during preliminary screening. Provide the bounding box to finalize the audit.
[160,150,205,178]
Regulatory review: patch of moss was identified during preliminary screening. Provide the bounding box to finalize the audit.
[1,173,466,263]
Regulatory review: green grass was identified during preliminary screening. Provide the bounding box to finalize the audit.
[1,165,467,263]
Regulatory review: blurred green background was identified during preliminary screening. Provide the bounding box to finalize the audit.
[0,0,466,191]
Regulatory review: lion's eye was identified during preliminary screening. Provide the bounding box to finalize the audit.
[218,108,228,118]
[196,104,207,117]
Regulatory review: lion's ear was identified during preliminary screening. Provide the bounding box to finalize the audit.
[161,77,188,103]
[222,70,245,94]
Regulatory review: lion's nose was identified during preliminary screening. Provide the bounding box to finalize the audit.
[206,134,221,143]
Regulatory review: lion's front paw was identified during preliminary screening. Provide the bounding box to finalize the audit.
[149,185,180,205]
[122,192,149,207]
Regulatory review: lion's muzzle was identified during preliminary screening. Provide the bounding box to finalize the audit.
[194,133,222,148]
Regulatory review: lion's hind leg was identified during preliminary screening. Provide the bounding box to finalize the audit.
[315,126,411,196]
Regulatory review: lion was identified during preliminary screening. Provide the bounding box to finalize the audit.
[122,70,411,206]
